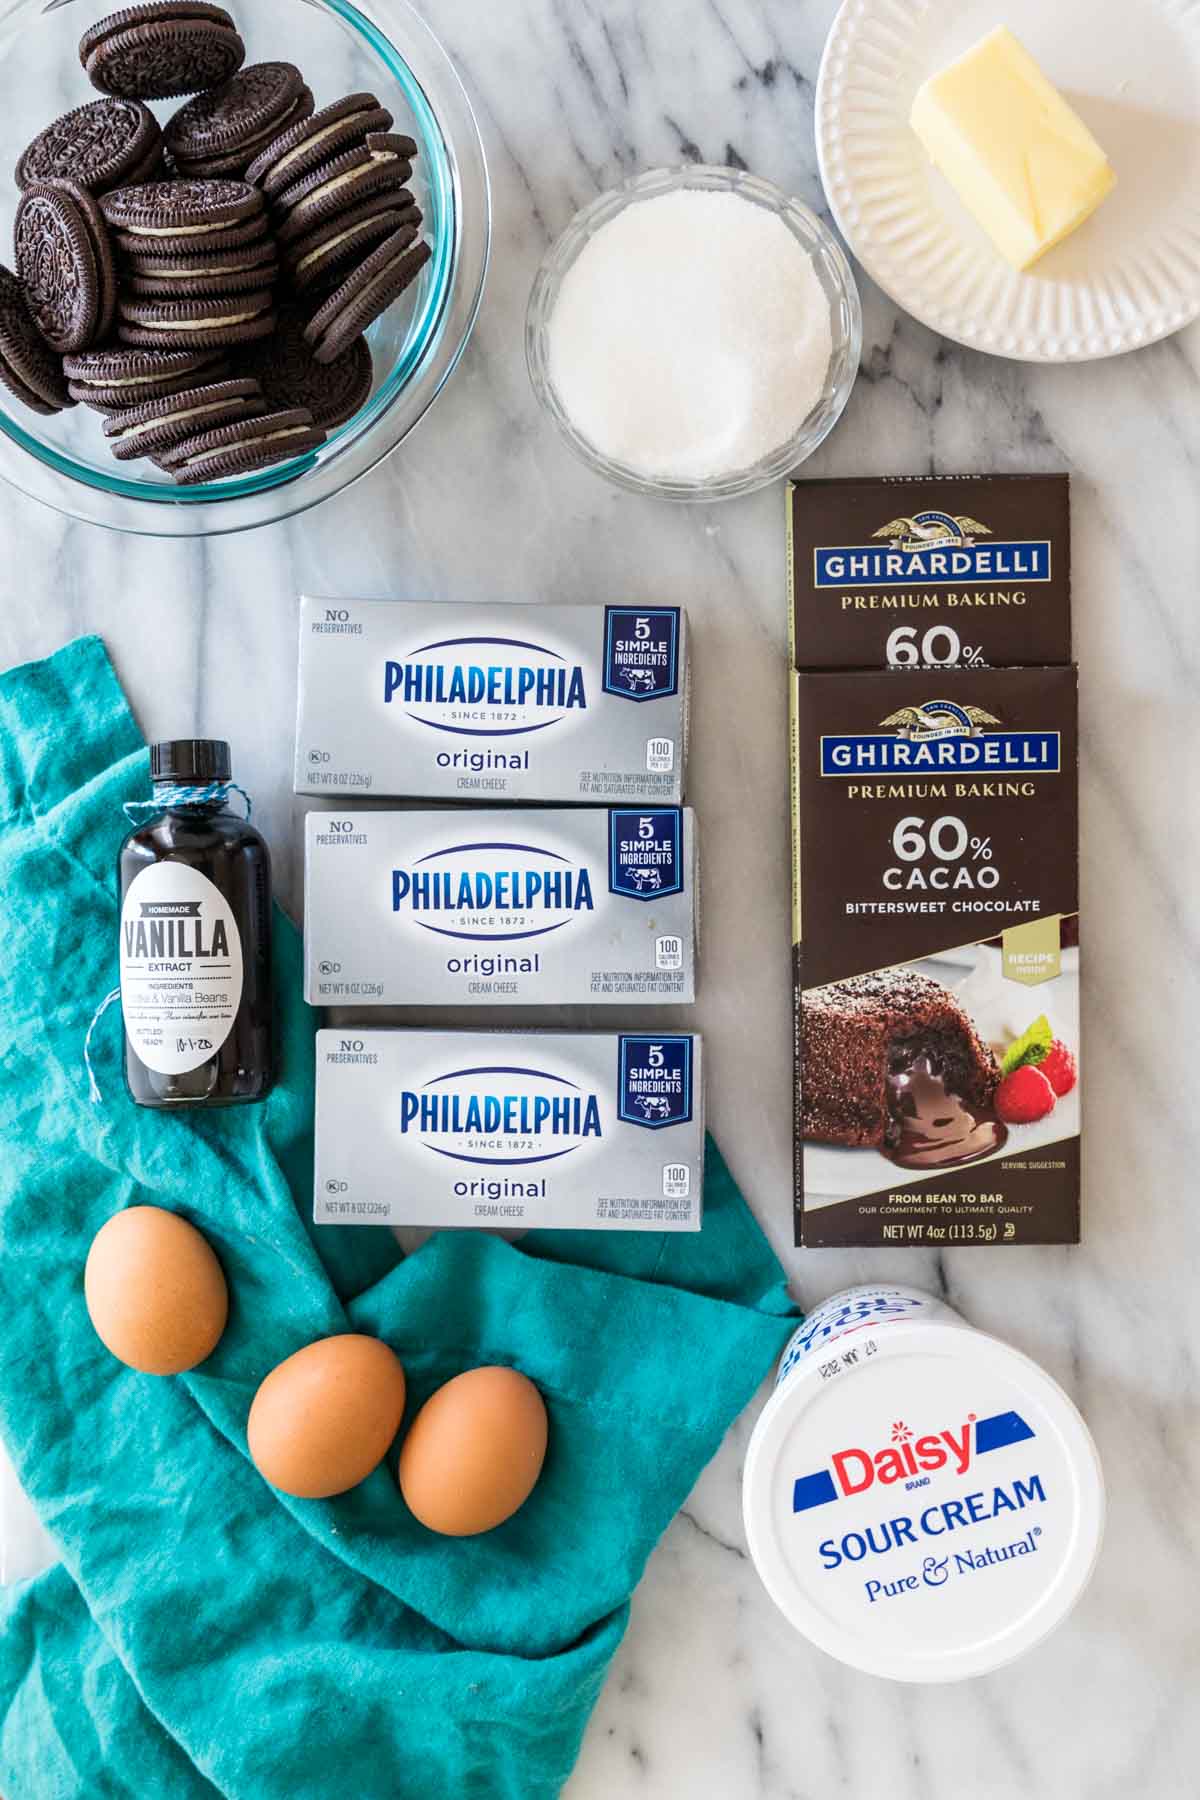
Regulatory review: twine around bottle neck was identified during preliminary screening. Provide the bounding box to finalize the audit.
[122,780,252,825]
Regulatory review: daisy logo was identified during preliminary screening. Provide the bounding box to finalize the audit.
[791,1409,1038,1513]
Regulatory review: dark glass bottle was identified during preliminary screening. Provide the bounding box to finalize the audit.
[118,740,274,1109]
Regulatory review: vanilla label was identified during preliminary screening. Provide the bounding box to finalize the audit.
[119,863,243,1075]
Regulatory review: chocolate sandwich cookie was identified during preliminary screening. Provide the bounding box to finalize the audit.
[101,177,267,256]
[102,375,264,458]
[118,287,276,349]
[304,230,431,364]
[15,181,118,355]
[63,344,227,409]
[17,97,163,194]
[245,93,395,196]
[241,306,371,429]
[165,63,314,177]
[275,135,415,247]
[81,3,245,101]
[0,267,74,415]
[123,235,279,297]
[282,192,421,296]
[158,405,324,481]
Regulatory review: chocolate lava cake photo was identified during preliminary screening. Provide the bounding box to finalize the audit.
[800,968,1000,1154]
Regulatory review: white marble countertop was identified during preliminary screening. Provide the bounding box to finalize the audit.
[2,0,1199,1794]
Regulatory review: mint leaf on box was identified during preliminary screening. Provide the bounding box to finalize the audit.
[1001,1015,1053,1077]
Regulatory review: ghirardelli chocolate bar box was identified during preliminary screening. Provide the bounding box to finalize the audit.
[790,474,1079,1249]
[788,474,1071,671]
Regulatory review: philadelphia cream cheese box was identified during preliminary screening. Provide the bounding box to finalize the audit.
[314,1030,703,1231]
[304,807,698,1005]
[295,597,689,802]
[743,1285,1104,1682]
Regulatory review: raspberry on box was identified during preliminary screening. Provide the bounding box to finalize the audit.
[1041,1039,1078,1098]
[995,1064,1057,1126]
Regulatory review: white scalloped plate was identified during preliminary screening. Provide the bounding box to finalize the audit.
[816,0,1200,361]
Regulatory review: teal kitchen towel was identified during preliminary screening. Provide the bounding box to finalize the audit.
[0,637,796,1800]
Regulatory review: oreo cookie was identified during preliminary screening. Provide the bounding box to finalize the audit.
[157,405,325,482]
[275,135,414,247]
[15,181,118,355]
[81,4,245,101]
[245,93,395,196]
[17,97,163,194]
[118,287,275,349]
[165,62,314,177]
[241,306,371,429]
[123,235,278,296]
[101,176,267,256]
[304,230,431,365]
[63,345,228,409]
[283,197,420,297]
[103,375,265,458]
[0,267,74,415]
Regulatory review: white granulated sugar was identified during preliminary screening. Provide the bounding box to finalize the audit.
[547,188,833,483]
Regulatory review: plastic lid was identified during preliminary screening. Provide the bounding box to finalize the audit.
[150,740,231,785]
[743,1321,1105,1682]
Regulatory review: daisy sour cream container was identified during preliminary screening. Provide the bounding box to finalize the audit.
[743,1285,1104,1681]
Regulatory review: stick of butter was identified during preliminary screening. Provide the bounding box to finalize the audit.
[910,26,1116,271]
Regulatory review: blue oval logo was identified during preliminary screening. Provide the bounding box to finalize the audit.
[383,635,588,738]
[391,839,595,942]
[398,1062,604,1165]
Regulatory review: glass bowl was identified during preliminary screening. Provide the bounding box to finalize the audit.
[526,164,862,503]
[0,0,490,535]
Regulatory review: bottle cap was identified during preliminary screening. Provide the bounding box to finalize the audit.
[150,740,232,785]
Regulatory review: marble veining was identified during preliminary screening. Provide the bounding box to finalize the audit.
[1,0,1198,1794]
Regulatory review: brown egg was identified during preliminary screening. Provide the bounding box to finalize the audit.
[248,1334,407,1499]
[398,1365,548,1537]
[84,1205,228,1376]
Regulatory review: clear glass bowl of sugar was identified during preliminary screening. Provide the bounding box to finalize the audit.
[526,164,861,503]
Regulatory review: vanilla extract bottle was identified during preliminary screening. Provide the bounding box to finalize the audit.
[118,740,274,1109]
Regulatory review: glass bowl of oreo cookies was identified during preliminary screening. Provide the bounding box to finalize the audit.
[0,0,489,535]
